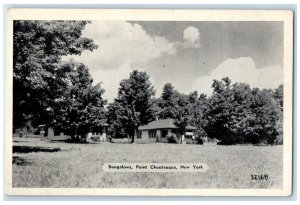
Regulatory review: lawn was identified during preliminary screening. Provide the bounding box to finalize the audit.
[12,138,283,188]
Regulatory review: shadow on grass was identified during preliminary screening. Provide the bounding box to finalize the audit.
[110,141,157,144]
[110,141,131,144]
[12,156,32,166]
[51,140,97,145]
[49,139,90,144]
[13,140,32,143]
[13,145,61,154]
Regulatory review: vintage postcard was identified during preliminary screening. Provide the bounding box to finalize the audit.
[5,8,293,196]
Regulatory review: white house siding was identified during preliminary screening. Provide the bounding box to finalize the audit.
[134,130,156,143]
[47,127,54,138]
[46,127,70,141]
[86,132,107,142]
[141,130,149,138]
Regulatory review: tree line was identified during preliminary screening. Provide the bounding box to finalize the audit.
[13,20,283,145]
[106,72,283,145]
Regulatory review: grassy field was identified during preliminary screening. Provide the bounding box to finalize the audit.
[12,138,283,188]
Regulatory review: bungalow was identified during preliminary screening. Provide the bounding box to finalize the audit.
[86,123,109,142]
[137,118,197,144]
[44,123,109,142]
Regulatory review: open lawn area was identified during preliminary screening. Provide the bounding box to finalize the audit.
[12,138,282,188]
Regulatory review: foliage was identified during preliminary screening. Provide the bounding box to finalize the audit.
[273,84,283,111]
[14,121,37,138]
[53,61,107,140]
[13,20,98,131]
[157,83,210,143]
[206,78,280,145]
[158,83,178,119]
[106,101,127,138]
[194,137,204,145]
[107,70,156,142]
[166,133,177,143]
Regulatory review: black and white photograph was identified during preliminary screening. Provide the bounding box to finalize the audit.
[6,9,293,196]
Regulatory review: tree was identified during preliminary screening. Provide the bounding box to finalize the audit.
[247,88,280,144]
[273,84,283,111]
[206,77,281,145]
[228,83,256,144]
[158,83,177,119]
[53,61,106,141]
[173,92,192,144]
[106,101,127,139]
[114,70,155,143]
[188,93,210,137]
[158,84,210,143]
[13,20,98,131]
[206,77,238,144]
[273,84,283,144]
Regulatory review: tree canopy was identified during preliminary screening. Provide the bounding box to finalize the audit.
[13,20,107,141]
[206,78,281,145]
[53,61,107,140]
[13,20,98,131]
[107,70,156,143]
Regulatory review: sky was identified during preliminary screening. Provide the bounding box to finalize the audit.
[70,21,283,103]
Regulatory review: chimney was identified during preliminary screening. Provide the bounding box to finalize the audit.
[156,116,159,121]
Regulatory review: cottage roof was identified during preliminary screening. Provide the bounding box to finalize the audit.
[138,118,197,131]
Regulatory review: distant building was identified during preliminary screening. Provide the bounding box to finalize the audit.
[45,123,109,142]
[86,123,109,142]
[137,118,197,144]
[46,127,70,141]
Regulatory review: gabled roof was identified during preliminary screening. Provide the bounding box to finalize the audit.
[138,118,197,131]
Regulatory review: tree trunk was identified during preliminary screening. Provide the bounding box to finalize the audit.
[70,134,75,141]
[179,135,183,144]
[131,134,134,143]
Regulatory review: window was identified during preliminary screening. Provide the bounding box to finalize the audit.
[149,130,156,138]
[137,132,142,139]
[161,129,168,138]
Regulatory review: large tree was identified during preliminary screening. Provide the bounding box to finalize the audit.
[106,101,127,139]
[187,92,210,137]
[206,77,281,145]
[13,20,98,130]
[206,77,236,144]
[53,61,107,141]
[157,83,210,142]
[158,83,177,119]
[247,88,280,144]
[172,92,192,144]
[111,70,156,143]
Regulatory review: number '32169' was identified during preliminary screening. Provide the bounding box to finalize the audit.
[251,174,268,180]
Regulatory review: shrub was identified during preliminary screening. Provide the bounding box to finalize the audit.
[195,137,203,145]
[217,138,237,145]
[167,134,177,143]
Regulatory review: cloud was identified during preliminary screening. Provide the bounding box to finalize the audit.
[182,26,201,48]
[71,21,177,102]
[192,57,283,95]
[77,21,177,70]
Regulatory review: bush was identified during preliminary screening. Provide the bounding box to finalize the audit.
[195,137,203,145]
[217,138,237,145]
[167,134,177,143]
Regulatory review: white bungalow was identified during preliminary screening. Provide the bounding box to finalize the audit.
[86,123,109,142]
[137,118,197,144]
[46,123,109,142]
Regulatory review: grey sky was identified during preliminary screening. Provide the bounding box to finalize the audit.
[71,21,283,102]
